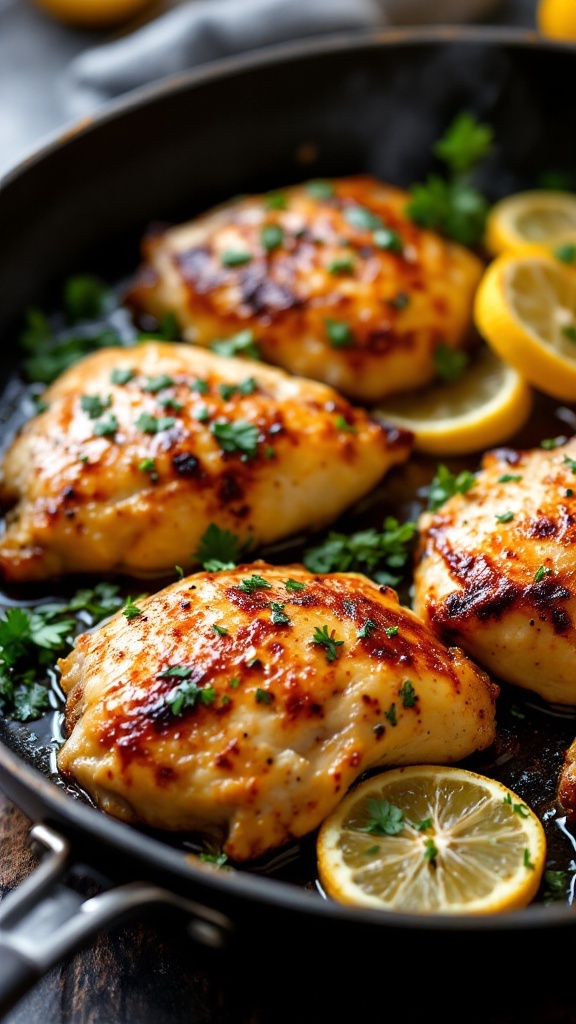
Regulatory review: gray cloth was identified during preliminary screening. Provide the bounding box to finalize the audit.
[61,0,504,117]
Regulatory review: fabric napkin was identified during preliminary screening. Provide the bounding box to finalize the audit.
[61,0,503,118]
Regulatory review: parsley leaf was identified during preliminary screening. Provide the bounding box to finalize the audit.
[406,111,493,246]
[211,419,259,458]
[433,342,470,383]
[311,624,344,662]
[427,464,476,511]
[360,798,404,836]
[194,523,245,571]
[303,516,417,586]
[433,111,494,176]
[0,584,125,722]
[210,329,260,360]
[238,574,272,593]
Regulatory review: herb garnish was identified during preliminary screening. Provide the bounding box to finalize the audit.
[433,342,470,383]
[284,578,306,591]
[426,464,476,511]
[303,516,417,586]
[324,318,354,348]
[399,679,417,707]
[406,111,493,245]
[212,623,229,636]
[135,412,176,434]
[238,574,272,593]
[360,798,404,836]
[0,584,125,722]
[221,251,252,267]
[534,565,552,582]
[210,329,261,360]
[160,667,216,716]
[80,393,111,419]
[211,419,259,457]
[123,596,144,620]
[111,367,135,386]
[261,224,284,251]
[93,414,119,438]
[270,602,291,625]
[311,625,344,662]
[357,619,378,639]
[142,374,175,393]
[194,523,245,571]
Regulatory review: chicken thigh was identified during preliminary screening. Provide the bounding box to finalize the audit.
[413,437,576,706]
[0,342,411,582]
[125,175,484,403]
[57,563,498,862]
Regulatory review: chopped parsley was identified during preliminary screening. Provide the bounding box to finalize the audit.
[218,377,257,401]
[212,623,229,636]
[555,243,576,264]
[260,224,284,251]
[270,602,291,625]
[384,703,397,726]
[534,565,552,582]
[210,329,260,360]
[80,393,111,419]
[423,838,439,864]
[142,374,175,393]
[495,511,514,523]
[0,583,125,722]
[357,619,378,639]
[303,516,417,586]
[220,250,252,267]
[325,318,354,348]
[162,672,216,716]
[386,291,410,310]
[63,274,113,322]
[328,256,354,275]
[360,798,404,836]
[265,191,288,210]
[211,419,259,458]
[498,473,522,483]
[306,180,334,200]
[139,457,159,482]
[334,414,356,433]
[123,595,144,620]
[110,367,135,385]
[433,342,470,383]
[194,523,245,571]
[238,574,272,593]
[19,306,121,385]
[255,687,273,704]
[284,578,306,591]
[190,378,209,395]
[399,679,417,707]
[311,624,344,662]
[344,205,382,232]
[540,436,565,450]
[406,112,493,246]
[93,414,119,438]
[135,412,176,434]
[385,626,399,637]
[373,227,403,254]
[427,464,476,511]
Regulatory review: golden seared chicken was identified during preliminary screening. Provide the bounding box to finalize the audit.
[125,176,484,403]
[413,436,576,706]
[0,342,411,583]
[57,563,498,862]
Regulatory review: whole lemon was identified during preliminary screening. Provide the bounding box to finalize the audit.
[537,0,576,40]
[31,0,160,29]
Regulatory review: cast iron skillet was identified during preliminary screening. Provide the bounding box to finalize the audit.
[1,25,576,1021]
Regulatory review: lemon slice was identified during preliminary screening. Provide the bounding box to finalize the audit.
[538,0,576,39]
[373,345,532,457]
[317,765,546,915]
[485,190,576,258]
[474,252,576,401]
[30,0,156,28]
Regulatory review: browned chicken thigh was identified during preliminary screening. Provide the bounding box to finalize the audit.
[413,436,576,706]
[57,563,499,862]
[125,175,484,403]
[0,342,411,582]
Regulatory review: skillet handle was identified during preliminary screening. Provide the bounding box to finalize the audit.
[0,822,234,1017]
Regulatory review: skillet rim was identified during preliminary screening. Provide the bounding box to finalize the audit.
[1,22,576,936]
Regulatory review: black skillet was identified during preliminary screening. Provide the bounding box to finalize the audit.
[1,24,576,1022]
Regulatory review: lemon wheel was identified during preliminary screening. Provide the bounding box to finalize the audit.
[373,345,532,457]
[474,253,576,402]
[30,0,157,28]
[485,190,576,258]
[537,0,576,39]
[317,765,546,916]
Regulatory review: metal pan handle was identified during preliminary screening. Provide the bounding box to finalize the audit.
[0,823,234,1017]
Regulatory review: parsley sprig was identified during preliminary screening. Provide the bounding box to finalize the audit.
[303,516,417,586]
[194,523,247,571]
[406,111,494,246]
[427,464,476,512]
[0,583,125,721]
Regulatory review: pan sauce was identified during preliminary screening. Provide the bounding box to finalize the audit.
[1,279,576,905]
